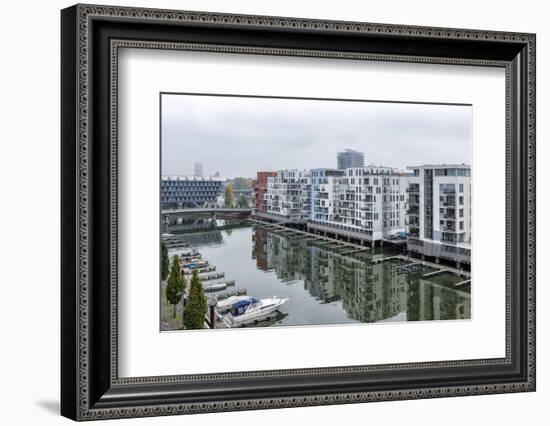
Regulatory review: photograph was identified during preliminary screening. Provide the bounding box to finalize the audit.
[160,93,473,331]
[57,3,536,420]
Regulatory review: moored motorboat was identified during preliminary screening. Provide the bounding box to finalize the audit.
[177,250,201,261]
[183,265,216,274]
[222,296,289,327]
[181,259,208,269]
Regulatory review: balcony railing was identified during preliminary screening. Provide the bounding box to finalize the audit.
[440,187,456,194]
[442,227,457,233]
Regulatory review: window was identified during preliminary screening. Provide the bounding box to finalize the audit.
[459,221,464,230]
[459,196,464,205]
[440,183,455,193]
[459,183,464,192]
[459,208,464,218]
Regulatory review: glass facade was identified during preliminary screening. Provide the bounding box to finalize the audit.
[161,178,224,209]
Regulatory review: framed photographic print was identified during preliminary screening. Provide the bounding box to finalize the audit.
[61,4,536,421]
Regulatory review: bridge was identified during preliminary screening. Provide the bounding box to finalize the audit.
[161,208,252,228]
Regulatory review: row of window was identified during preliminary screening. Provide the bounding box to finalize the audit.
[162,195,217,201]
[412,168,470,177]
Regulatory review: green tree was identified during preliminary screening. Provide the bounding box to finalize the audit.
[165,255,185,318]
[161,241,169,281]
[236,194,249,208]
[183,269,208,329]
[232,177,252,190]
[224,184,234,207]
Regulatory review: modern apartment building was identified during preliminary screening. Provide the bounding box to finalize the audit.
[405,165,471,266]
[337,149,365,170]
[257,157,472,262]
[252,171,277,212]
[262,164,409,244]
[160,176,225,209]
[318,165,409,242]
[309,168,345,222]
[265,169,311,220]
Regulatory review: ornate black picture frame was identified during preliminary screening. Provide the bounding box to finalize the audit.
[61,4,536,421]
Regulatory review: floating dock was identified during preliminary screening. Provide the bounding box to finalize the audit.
[454,279,471,287]
[214,288,248,300]
[200,272,226,281]
[183,265,216,274]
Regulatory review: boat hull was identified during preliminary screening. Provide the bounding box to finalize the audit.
[223,297,288,327]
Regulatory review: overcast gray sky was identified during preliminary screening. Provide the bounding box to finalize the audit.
[161,94,472,178]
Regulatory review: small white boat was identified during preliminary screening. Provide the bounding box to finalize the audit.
[181,259,208,268]
[203,282,228,292]
[222,296,289,327]
[178,251,201,261]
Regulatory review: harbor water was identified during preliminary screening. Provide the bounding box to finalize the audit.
[162,222,471,330]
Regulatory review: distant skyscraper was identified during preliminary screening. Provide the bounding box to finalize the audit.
[337,149,364,169]
[194,162,204,177]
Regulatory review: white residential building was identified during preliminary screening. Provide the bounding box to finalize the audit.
[309,168,345,222]
[337,166,409,241]
[306,165,409,243]
[406,165,471,266]
[265,169,311,220]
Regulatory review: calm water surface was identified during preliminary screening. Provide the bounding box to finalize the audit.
[165,224,470,328]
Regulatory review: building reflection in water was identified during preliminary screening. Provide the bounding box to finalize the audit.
[252,227,470,323]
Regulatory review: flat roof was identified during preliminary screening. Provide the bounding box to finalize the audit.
[162,175,226,181]
[406,164,471,170]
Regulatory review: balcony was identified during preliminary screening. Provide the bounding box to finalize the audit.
[442,226,457,233]
[360,196,376,202]
[408,195,420,204]
[440,187,456,194]
[441,204,456,210]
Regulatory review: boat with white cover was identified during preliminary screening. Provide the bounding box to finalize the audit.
[222,296,289,327]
